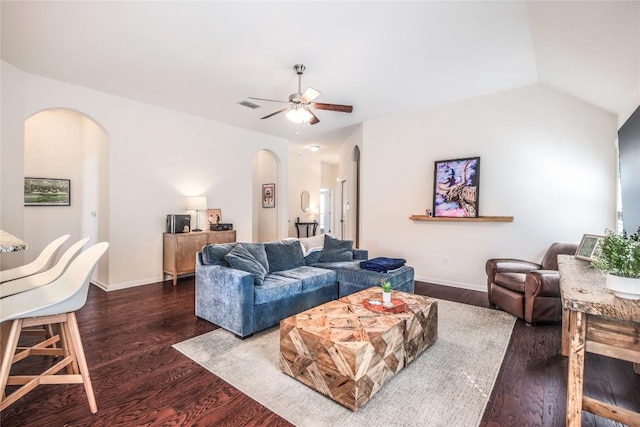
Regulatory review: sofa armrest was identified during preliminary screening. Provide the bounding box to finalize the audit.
[353,249,368,261]
[525,270,561,299]
[195,255,255,337]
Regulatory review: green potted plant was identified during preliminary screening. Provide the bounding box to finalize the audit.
[381,281,392,304]
[591,227,640,299]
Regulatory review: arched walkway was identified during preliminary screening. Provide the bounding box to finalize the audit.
[24,109,110,284]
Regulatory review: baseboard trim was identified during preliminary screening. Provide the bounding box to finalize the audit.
[415,275,486,293]
[94,276,165,292]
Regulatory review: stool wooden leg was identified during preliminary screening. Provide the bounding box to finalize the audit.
[66,313,97,413]
[59,321,79,375]
[0,320,23,404]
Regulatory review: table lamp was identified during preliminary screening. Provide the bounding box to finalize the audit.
[186,196,207,232]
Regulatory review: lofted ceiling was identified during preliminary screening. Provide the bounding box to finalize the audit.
[2,1,638,163]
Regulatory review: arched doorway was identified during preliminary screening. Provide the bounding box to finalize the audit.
[24,109,110,284]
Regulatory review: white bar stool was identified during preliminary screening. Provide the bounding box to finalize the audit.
[0,235,70,283]
[1,237,90,298]
[0,242,108,413]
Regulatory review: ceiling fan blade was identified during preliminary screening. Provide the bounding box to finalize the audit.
[312,102,353,113]
[300,87,321,104]
[308,109,320,125]
[249,97,288,104]
[260,108,288,120]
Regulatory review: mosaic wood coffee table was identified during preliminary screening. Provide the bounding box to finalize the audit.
[279,287,437,411]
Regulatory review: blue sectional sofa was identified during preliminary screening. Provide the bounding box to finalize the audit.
[195,235,415,337]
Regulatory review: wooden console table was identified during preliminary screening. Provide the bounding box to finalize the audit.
[558,255,639,426]
[163,230,236,285]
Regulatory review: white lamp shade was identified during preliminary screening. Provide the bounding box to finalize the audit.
[286,107,313,124]
[186,196,207,211]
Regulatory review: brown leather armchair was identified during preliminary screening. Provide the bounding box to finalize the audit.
[485,243,578,324]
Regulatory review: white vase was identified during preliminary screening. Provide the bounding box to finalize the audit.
[606,273,640,300]
[383,291,392,304]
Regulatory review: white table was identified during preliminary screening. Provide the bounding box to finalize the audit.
[0,230,27,253]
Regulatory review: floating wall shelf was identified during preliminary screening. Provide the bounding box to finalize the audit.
[409,215,514,222]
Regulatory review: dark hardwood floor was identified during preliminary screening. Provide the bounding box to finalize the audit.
[2,279,638,426]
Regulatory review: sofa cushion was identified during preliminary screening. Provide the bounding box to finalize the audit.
[264,240,305,273]
[304,251,322,265]
[242,243,270,272]
[319,235,354,262]
[201,242,236,266]
[495,272,526,293]
[225,244,268,286]
[255,275,302,305]
[272,266,337,293]
[316,261,415,296]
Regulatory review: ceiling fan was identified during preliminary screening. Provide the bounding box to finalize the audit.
[249,64,353,125]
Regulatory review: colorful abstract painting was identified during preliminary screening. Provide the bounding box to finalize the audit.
[433,157,480,217]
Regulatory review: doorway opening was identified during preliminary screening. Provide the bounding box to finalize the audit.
[319,189,333,234]
[24,109,110,285]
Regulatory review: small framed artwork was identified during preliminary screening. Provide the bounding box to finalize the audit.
[575,234,604,261]
[433,157,480,217]
[207,209,222,226]
[262,183,275,208]
[24,177,71,206]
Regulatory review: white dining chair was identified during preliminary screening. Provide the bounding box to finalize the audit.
[0,237,90,298]
[0,242,109,413]
[0,234,70,283]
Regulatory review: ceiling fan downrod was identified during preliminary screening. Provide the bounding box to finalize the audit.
[294,64,305,98]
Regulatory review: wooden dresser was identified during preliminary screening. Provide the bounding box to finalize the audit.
[163,230,236,285]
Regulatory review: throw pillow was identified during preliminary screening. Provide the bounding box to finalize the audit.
[319,235,354,262]
[242,242,270,273]
[224,244,268,286]
[201,243,236,266]
[264,240,305,273]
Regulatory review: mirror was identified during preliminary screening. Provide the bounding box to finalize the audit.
[301,191,310,212]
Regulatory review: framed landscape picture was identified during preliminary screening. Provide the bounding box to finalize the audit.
[433,157,480,217]
[24,177,70,206]
[575,234,604,261]
[262,183,275,208]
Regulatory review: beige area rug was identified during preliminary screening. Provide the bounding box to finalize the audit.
[173,299,515,427]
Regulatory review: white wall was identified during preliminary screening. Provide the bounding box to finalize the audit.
[0,61,26,269]
[337,126,363,242]
[1,61,289,289]
[254,150,279,243]
[321,162,338,190]
[2,62,619,293]
[287,146,321,237]
[359,84,618,290]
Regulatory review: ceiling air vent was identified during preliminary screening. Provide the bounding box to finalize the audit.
[239,100,261,109]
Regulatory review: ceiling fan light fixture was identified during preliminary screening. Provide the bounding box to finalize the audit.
[286,106,313,124]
